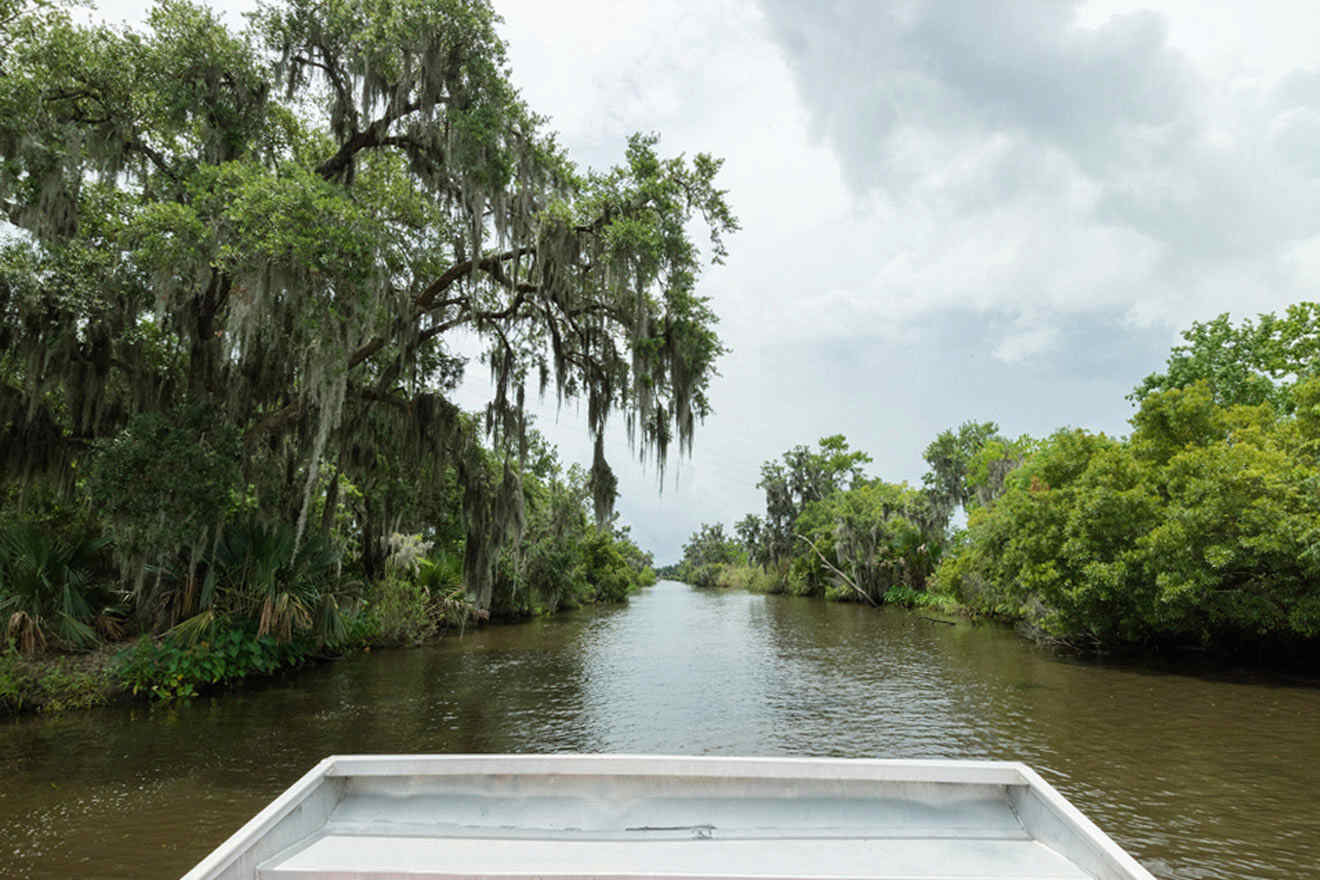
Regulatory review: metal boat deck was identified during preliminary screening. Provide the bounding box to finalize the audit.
[183,755,1156,880]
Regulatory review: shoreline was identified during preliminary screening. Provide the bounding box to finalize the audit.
[0,600,608,720]
[687,578,1320,678]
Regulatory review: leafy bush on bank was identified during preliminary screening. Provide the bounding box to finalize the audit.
[933,380,1320,648]
[712,563,778,593]
[113,629,310,701]
[0,647,116,715]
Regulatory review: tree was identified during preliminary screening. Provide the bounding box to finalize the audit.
[965,434,1036,509]
[677,522,744,587]
[0,0,735,615]
[935,387,1320,647]
[756,435,870,568]
[1130,304,1320,409]
[921,421,1001,521]
[794,479,944,604]
[733,513,765,565]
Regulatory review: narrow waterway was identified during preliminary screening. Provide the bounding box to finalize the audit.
[2,581,1317,879]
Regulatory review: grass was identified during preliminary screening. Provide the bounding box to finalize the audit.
[0,646,118,716]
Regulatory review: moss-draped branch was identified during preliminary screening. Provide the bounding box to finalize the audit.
[0,0,736,611]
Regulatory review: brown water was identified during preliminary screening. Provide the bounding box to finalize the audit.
[2,580,1318,879]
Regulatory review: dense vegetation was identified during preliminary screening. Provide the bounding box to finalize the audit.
[681,306,1320,658]
[0,0,711,712]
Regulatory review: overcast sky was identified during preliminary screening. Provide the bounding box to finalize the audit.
[93,0,1320,562]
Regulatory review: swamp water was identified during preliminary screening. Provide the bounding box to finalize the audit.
[2,580,1318,879]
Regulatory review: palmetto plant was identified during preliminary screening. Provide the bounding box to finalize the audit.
[0,523,111,654]
[417,551,481,629]
[172,518,360,647]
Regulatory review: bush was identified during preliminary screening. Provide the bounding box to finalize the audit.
[366,575,437,646]
[0,521,115,654]
[209,518,359,646]
[745,565,780,593]
[0,649,33,714]
[85,405,241,619]
[29,661,113,712]
[883,584,959,612]
[113,629,306,701]
[0,647,115,715]
[582,527,634,603]
[365,540,477,644]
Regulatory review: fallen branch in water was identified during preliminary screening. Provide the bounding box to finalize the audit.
[796,534,878,607]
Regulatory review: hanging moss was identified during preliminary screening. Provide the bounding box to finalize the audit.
[0,0,735,614]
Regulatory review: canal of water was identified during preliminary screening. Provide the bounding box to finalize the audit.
[2,580,1318,878]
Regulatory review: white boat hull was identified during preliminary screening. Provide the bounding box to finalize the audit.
[182,755,1156,880]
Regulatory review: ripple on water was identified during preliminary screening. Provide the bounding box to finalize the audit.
[2,581,1318,879]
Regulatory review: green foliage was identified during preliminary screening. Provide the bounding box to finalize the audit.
[729,436,951,606]
[936,370,1320,648]
[882,584,958,612]
[84,405,241,622]
[793,479,945,604]
[0,648,31,714]
[364,538,475,645]
[113,628,305,702]
[0,649,114,716]
[709,563,777,593]
[27,660,113,713]
[1131,304,1320,409]
[755,436,871,568]
[581,526,634,603]
[0,521,114,654]
[366,575,437,647]
[933,429,1161,641]
[0,0,731,628]
[922,421,1001,518]
[964,434,1036,509]
[205,517,361,646]
[677,522,747,587]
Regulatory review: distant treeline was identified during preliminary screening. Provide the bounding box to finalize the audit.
[678,305,1320,657]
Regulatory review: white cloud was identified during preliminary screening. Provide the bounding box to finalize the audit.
[75,0,1320,558]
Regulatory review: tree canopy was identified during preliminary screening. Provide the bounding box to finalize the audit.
[754,435,871,568]
[1131,304,1320,410]
[0,0,734,615]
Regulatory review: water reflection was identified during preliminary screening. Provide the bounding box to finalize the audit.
[1,580,1317,879]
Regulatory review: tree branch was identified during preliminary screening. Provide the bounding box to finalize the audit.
[316,99,423,181]
[124,139,179,184]
[796,534,878,607]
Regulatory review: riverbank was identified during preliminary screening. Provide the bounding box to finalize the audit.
[0,646,121,715]
[1,632,349,718]
[688,563,1320,671]
[0,587,643,719]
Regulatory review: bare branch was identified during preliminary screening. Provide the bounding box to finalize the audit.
[797,534,878,607]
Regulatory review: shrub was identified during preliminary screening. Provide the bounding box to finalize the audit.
[582,527,633,603]
[85,405,241,620]
[114,628,305,701]
[713,563,751,590]
[30,661,113,713]
[883,584,959,612]
[0,649,34,714]
[209,518,359,646]
[0,522,114,654]
[745,565,780,594]
[366,575,436,646]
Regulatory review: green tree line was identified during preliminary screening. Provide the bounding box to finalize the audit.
[0,0,717,708]
[681,305,1320,657]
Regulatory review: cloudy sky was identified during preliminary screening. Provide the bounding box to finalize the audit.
[94,0,1320,561]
